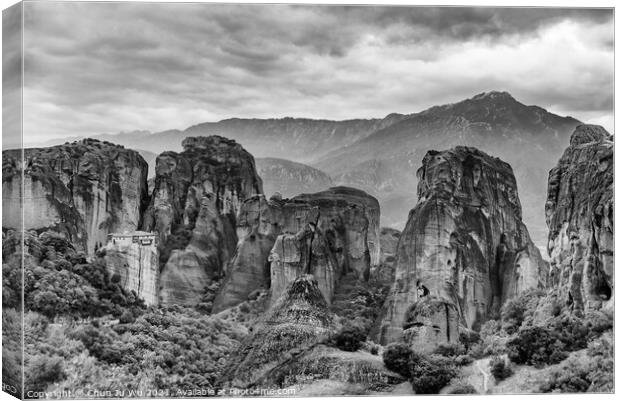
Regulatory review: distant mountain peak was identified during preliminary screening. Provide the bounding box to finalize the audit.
[470,90,515,101]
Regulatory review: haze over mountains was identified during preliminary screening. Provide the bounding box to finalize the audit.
[33,91,584,248]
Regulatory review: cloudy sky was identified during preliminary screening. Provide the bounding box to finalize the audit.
[4,2,614,145]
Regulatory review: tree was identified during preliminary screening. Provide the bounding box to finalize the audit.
[409,353,458,394]
[490,356,513,381]
[382,342,413,378]
[334,326,366,352]
[506,326,567,367]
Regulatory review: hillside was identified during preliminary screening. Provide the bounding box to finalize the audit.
[314,91,581,245]
[255,157,333,198]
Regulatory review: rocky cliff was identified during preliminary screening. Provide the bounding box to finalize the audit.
[221,275,336,388]
[103,232,159,306]
[374,146,547,350]
[142,136,263,306]
[43,92,581,250]
[213,187,380,312]
[545,125,614,314]
[2,139,149,254]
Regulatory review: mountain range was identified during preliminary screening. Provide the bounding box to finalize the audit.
[33,91,583,248]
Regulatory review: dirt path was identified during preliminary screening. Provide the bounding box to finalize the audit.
[475,360,490,393]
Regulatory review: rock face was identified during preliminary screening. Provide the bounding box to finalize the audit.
[142,136,263,306]
[379,227,401,265]
[213,187,380,312]
[545,125,614,313]
[221,274,335,388]
[103,232,159,305]
[294,187,381,269]
[369,227,401,287]
[375,146,547,350]
[2,139,149,255]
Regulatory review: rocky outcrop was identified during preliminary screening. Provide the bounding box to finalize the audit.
[2,139,149,255]
[221,275,336,388]
[375,146,547,349]
[103,232,159,305]
[212,195,282,312]
[545,125,613,313]
[213,187,380,312]
[268,211,339,305]
[142,136,263,306]
[293,187,381,270]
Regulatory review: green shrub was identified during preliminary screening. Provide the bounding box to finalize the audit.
[539,357,591,393]
[507,326,567,367]
[500,289,543,334]
[447,382,478,394]
[382,342,413,378]
[459,329,481,351]
[330,279,390,334]
[490,356,513,381]
[333,326,366,352]
[547,313,589,352]
[585,333,614,392]
[39,231,74,254]
[584,310,613,339]
[26,269,100,319]
[409,353,458,394]
[454,354,474,366]
[25,355,66,393]
[479,319,501,337]
[432,342,465,357]
[119,310,135,324]
[539,333,613,393]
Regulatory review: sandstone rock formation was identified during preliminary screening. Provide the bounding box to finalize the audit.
[213,187,380,312]
[545,125,614,313]
[294,187,381,269]
[369,227,401,288]
[212,194,283,312]
[69,92,580,249]
[142,136,263,306]
[103,232,159,305]
[375,146,547,350]
[221,275,336,388]
[2,139,149,255]
[268,213,339,305]
[379,227,400,265]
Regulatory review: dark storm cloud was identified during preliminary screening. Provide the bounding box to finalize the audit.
[18,2,614,144]
[343,7,612,40]
[3,3,22,149]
